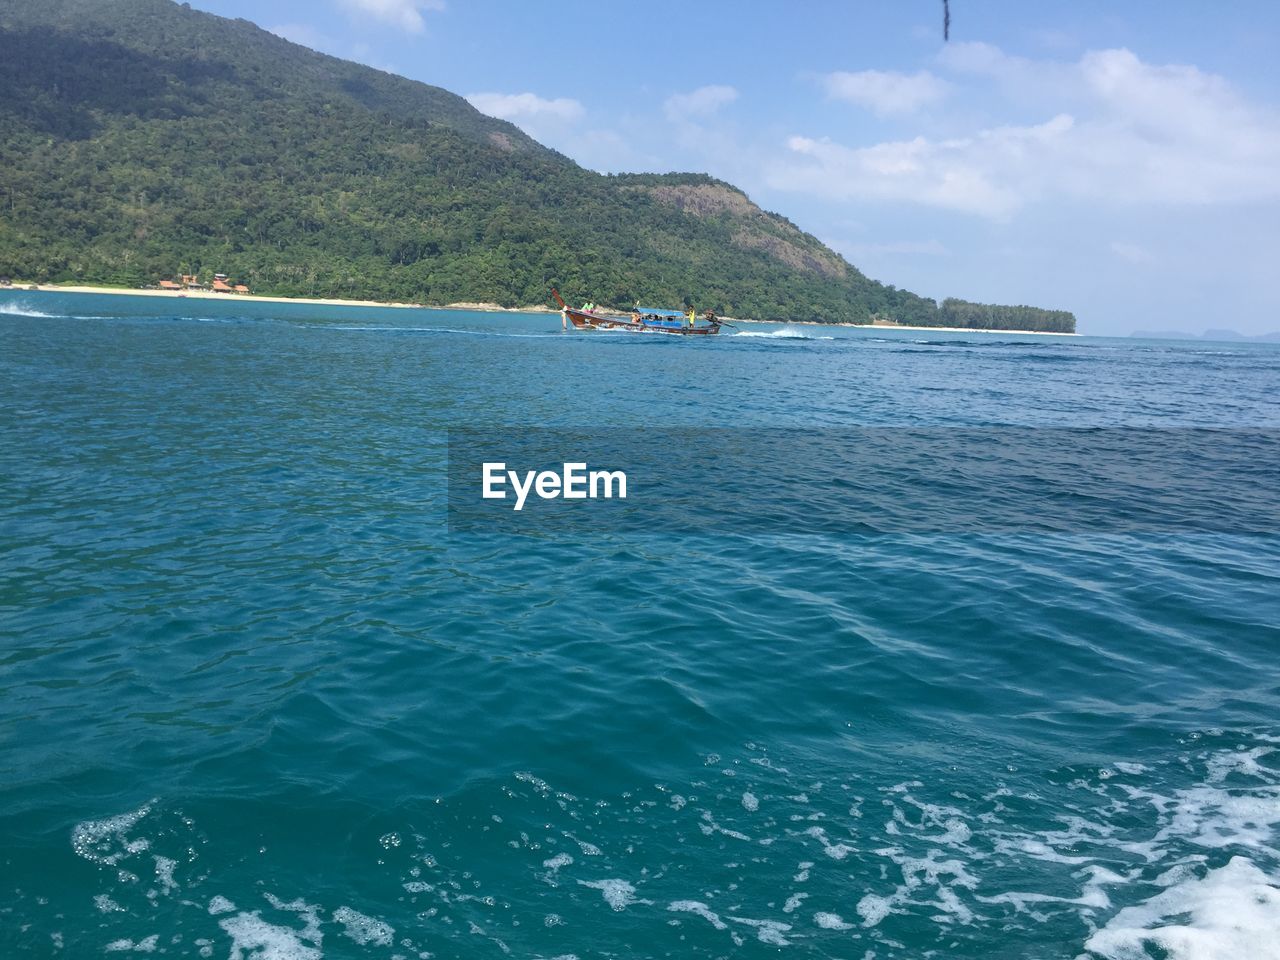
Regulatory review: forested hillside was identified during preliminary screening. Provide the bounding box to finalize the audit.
[938,299,1077,333]
[0,0,1074,329]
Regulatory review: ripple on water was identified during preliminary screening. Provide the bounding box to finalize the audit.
[23,731,1274,958]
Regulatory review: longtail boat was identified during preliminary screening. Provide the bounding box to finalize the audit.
[551,289,724,336]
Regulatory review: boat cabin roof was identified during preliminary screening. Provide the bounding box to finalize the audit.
[635,307,686,318]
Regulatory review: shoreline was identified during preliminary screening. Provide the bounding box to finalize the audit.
[734,318,1078,336]
[6,283,562,313]
[2,283,1074,334]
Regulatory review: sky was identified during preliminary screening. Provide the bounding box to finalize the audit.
[190,0,1280,335]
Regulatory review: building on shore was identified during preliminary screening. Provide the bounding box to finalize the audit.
[161,273,248,293]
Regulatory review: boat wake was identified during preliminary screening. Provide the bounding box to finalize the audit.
[321,324,558,339]
[0,302,120,321]
[0,301,59,318]
[46,732,1280,959]
[734,326,834,341]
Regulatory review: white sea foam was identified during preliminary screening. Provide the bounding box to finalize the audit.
[577,878,647,911]
[1146,782,1280,854]
[379,832,402,849]
[782,892,808,913]
[95,894,125,913]
[929,818,972,846]
[814,911,854,930]
[804,825,855,859]
[700,811,751,841]
[1206,747,1275,783]
[0,301,57,318]
[856,893,894,927]
[856,846,981,929]
[104,934,158,952]
[727,916,792,946]
[1086,857,1280,960]
[0,301,115,320]
[667,900,727,930]
[153,856,177,895]
[993,836,1092,865]
[71,802,153,865]
[49,740,1280,956]
[1114,762,1150,775]
[565,833,602,856]
[543,852,574,873]
[733,326,833,340]
[333,906,394,946]
[218,912,322,960]
[977,864,1123,914]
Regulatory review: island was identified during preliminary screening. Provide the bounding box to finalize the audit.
[0,0,1075,333]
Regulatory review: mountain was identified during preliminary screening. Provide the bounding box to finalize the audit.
[0,0,1075,329]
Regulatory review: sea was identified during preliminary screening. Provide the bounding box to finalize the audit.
[2,290,1278,959]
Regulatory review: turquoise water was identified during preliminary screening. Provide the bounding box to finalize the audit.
[2,290,1279,959]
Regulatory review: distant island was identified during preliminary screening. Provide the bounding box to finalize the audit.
[0,0,1075,333]
[1132,329,1280,343]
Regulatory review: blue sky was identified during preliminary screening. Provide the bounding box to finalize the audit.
[192,0,1280,334]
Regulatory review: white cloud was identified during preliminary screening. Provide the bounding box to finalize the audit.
[336,0,445,34]
[663,85,739,121]
[777,114,1071,219]
[466,92,585,124]
[822,70,948,115]
[771,46,1280,219]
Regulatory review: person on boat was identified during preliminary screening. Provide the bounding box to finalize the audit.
[686,307,696,328]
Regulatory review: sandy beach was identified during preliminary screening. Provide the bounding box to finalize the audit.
[860,320,1078,336]
[12,282,430,310]
[3,283,1074,333]
[7,282,562,313]
[724,317,1078,335]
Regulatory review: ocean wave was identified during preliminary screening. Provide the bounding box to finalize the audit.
[0,301,123,321]
[318,323,560,338]
[51,732,1280,958]
[1086,857,1280,960]
[0,301,59,318]
[734,326,834,340]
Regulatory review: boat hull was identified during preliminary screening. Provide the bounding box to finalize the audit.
[563,308,721,336]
